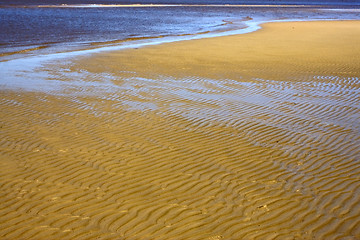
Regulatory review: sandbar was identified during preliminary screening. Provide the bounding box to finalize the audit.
[1,20,360,239]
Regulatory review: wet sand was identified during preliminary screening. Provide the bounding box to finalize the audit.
[1,21,360,239]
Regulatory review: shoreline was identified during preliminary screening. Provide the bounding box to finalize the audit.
[1,19,359,92]
[1,4,359,63]
[1,19,359,93]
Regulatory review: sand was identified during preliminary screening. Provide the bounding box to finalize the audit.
[1,21,360,239]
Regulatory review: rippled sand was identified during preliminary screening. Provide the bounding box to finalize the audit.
[1,21,360,239]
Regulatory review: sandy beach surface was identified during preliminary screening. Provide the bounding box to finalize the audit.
[1,21,360,239]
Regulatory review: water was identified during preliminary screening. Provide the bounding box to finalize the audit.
[1,0,360,6]
[1,0,359,61]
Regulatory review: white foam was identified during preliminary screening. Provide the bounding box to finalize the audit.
[36,4,309,8]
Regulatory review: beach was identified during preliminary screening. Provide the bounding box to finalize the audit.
[1,20,360,239]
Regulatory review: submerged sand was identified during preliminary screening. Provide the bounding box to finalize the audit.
[1,21,360,239]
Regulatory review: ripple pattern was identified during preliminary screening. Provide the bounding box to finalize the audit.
[1,21,360,239]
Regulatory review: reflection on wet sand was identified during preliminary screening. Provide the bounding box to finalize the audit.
[0,21,360,239]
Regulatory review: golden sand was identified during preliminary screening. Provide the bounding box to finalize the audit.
[1,21,360,239]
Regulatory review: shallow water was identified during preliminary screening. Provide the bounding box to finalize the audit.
[1,3,359,61]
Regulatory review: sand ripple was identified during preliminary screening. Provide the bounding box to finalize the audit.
[0,21,360,239]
